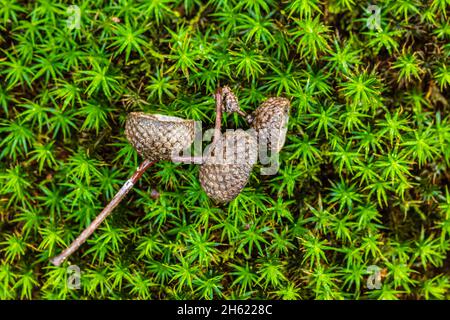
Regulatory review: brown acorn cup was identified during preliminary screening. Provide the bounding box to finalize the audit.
[50,113,195,266]
[125,113,195,162]
[199,130,258,203]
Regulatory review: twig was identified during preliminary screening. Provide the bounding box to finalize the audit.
[235,109,248,118]
[50,159,156,267]
[171,155,204,164]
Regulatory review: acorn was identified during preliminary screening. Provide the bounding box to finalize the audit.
[199,130,257,203]
[247,97,290,153]
[125,112,195,162]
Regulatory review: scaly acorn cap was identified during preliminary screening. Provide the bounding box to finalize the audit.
[199,130,257,203]
[247,97,290,153]
[125,112,195,162]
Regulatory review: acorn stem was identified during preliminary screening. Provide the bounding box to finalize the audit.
[50,159,156,267]
[171,155,204,164]
[213,87,223,144]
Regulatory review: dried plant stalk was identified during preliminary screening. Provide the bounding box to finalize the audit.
[50,159,155,266]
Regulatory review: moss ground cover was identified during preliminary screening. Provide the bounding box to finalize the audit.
[0,0,449,299]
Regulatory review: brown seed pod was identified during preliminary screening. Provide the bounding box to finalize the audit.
[199,130,257,203]
[125,112,195,162]
[247,97,290,153]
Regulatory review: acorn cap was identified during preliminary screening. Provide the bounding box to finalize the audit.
[247,97,290,153]
[125,112,195,162]
[199,130,257,203]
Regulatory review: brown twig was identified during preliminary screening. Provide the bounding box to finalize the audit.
[51,87,248,266]
[171,88,227,164]
[213,86,249,142]
[50,159,156,267]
